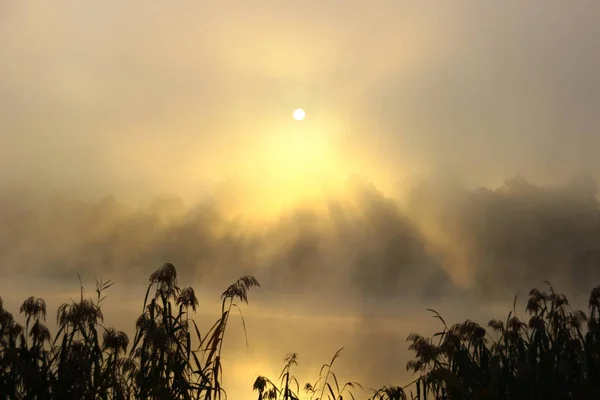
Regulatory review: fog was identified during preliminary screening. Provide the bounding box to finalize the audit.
[1,1,600,398]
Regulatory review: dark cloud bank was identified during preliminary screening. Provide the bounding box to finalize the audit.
[2,173,599,304]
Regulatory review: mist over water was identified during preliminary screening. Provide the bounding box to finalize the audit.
[2,173,600,396]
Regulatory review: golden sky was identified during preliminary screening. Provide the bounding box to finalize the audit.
[2,1,599,208]
[1,1,600,398]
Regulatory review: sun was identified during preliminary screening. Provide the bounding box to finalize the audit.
[292,108,306,121]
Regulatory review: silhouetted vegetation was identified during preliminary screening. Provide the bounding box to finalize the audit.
[257,282,600,400]
[400,282,600,399]
[2,265,600,399]
[0,263,259,399]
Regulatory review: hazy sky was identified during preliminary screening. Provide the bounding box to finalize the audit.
[2,1,600,398]
[2,1,600,202]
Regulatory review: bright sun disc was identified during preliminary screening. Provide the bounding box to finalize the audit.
[293,108,306,121]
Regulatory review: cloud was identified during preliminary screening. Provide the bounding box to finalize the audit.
[2,173,600,303]
[405,173,600,298]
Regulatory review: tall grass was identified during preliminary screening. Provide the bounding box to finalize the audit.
[404,282,600,399]
[2,265,600,399]
[253,348,362,400]
[0,263,259,399]
[255,283,600,400]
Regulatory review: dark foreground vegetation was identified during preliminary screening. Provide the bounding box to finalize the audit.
[1,264,600,399]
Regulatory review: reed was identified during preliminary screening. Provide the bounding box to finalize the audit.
[0,263,259,400]
[403,283,600,399]
[3,265,600,399]
[253,348,362,400]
